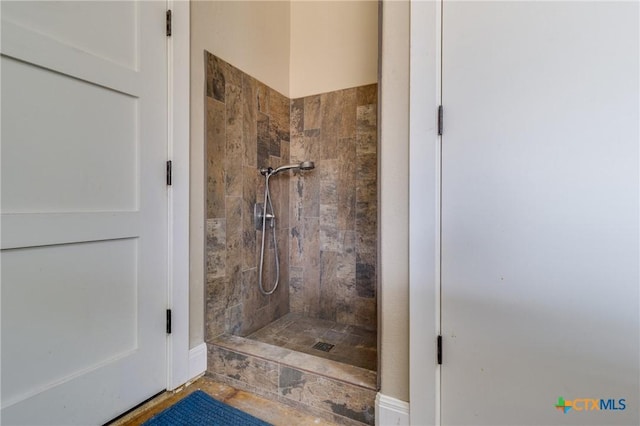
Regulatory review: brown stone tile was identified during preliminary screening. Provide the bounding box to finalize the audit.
[243,74,258,168]
[289,267,304,314]
[340,88,358,139]
[269,88,290,157]
[279,367,375,425]
[319,159,339,205]
[257,82,270,114]
[320,251,339,321]
[355,153,377,189]
[206,218,226,278]
[319,204,338,230]
[269,164,289,229]
[279,172,291,230]
[274,226,290,311]
[241,267,267,330]
[320,226,342,253]
[336,234,356,286]
[355,201,376,255]
[223,59,243,89]
[337,138,357,230]
[225,303,243,335]
[226,197,243,307]
[280,140,290,164]
[302,128,322,165]
[241,316,378,377]
[355,297,377,331]
[205,292,226,341]
[208,53,225,102]
[356,104,377,136]
[205,266,229,342]
[300,163,320,220]
[291,98,304,139]
[257,112,270,168]
[355,183,377,208]
[356,84,377,106]
[356,251,376,299]
[356,104,377,173]
[336,300,355,329]
[290,133,305,167]
[268,121,282,158]
[320,90,342,160]
[206,98,226,218]
[289,221,304,269]
[304,95,321,130]
[242,166,258,270]
[208,345,279,393]
[302,217,320,317]
[225,84,243,197]
[205,51,214,98]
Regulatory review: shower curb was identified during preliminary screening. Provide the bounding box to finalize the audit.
[207,335,376,425]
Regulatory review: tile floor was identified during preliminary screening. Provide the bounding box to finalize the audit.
[109,376,337,426]
[246,313,377,371]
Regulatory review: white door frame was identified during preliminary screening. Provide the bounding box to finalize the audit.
[167,0,193,391]
[408,0,440,424]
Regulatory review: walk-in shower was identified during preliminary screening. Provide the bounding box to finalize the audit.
[255,161,315,295]
[204,51,378,425]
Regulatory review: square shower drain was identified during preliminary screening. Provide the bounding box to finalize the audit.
[312,341,335,352]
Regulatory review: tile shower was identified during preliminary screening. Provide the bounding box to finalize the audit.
[204,52,378,425]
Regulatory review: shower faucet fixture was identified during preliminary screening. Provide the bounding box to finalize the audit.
[256,160,315,295]
[260,161,315,176]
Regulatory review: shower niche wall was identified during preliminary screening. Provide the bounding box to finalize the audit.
[204,52,378,425]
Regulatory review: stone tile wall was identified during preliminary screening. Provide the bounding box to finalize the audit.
[205,50,378,339]
[205,52,290,339]
[289,85,378,329]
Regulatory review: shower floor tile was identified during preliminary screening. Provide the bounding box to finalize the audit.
[246,313,377,371]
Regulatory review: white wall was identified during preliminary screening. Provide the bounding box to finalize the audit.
[379,0,410,403]
[289,0,378,98]
[408,0,439,423]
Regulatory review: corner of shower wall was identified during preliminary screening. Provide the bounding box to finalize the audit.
[204,48,379,344]
[204,51,291,341]
[288,84,379,331]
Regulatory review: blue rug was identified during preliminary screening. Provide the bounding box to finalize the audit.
[142,390,272,426]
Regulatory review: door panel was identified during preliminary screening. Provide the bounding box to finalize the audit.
[441,2,638,425]
[1,56,138,213]
[1,1,168,424]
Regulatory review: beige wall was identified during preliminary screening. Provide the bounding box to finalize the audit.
[289,1,378,98]
[379,0,410,402]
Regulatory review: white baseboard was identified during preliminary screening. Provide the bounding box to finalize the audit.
[188,343,207,380]
[376,392,410,426]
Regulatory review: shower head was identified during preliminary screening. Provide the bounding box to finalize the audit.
[299,161,315,171]
[271,161,315,175]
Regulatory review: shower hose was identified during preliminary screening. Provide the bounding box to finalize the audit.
[258,171,279,295]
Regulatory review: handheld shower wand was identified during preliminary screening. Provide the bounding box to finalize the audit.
[257,161,315,295]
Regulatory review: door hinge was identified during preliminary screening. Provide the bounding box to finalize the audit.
[166,309,172,334]
[166,9,172,37]
[437,105,443,136]
[166,160,172,186]
[437,335,443,365]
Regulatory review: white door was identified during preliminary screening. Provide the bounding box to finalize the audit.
[1,1,168,424]
[441,2,638,425]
